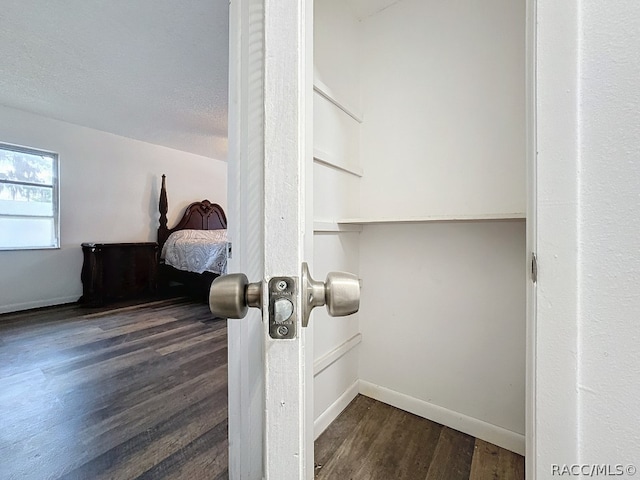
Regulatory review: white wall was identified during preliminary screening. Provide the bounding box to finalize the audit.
[359,221,526,453]
[314,0,361,111]
[0,104,227,314]
[536,0,640,474]
[355,0,527,454]
[578,0,640,466]
[359,0,525,219]
[312,0,362,437]
[312,231,361,434]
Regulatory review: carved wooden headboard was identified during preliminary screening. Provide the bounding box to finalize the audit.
[157,174,227,253]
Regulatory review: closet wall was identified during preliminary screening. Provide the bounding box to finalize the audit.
[358,0,525,219]
[312,0,363,437]
[314,0,527,454]
[355,0,527,454]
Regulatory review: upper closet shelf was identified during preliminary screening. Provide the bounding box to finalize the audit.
[314,222,363,232]
[313,149,363,177]
[338,212,526,225]
[313,77,363,123]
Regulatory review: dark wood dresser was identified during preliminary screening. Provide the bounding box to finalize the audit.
[80,242,158,306]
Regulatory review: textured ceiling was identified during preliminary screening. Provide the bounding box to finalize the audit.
[0,0,229,159]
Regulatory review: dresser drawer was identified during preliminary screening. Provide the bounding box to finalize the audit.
[80,242,158,306]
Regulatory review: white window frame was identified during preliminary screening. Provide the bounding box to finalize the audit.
[0,143,60,250]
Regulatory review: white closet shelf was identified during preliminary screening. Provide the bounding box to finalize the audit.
[313,78,363,123]
[337,213,526,225]
[313,149,363,177]
[313,221,363,232]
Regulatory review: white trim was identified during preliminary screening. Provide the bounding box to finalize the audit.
[358,380,525,456]
[313,333,362,376]
[339,214,526,225]
[303,0,315,476]
[313,78,363,123]
[313,221,363,233]
[314,379,359,440]
[313,149,363,177]
[532,0,581,474]
[0,295,78,315]
[227,0,266,477]
[525,0,537,478]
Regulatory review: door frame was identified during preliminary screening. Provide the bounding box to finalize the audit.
[524,0,537,477]
[527,0,584,478]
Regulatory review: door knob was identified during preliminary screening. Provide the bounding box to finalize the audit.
[208,273,262,319]
[208,263,360,327]
[301,262,360,326]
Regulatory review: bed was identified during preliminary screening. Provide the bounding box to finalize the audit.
[157,174,228,297]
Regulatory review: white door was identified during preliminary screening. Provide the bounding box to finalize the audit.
[221,1,359,479]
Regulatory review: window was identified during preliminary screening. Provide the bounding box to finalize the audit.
[0,143,59,250]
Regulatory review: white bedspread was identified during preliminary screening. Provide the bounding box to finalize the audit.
[161,229,228,275]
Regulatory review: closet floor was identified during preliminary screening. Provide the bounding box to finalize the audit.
[315,395,525,480]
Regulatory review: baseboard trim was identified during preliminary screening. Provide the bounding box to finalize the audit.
[358,380,525,455]
[314,380,359,440]
[0,295,79,315]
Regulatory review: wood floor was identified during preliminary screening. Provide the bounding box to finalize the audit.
[1,298,523,480]
[0,298,228,480]
[315,395,524,480]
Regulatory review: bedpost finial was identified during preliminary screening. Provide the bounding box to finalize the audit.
[159,174,168,229]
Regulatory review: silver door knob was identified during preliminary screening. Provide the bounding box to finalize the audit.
[301,263,360,326]
[209,273,262,319]
[208,263,360,325]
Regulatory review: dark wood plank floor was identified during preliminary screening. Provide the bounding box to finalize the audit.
[315,395,525,480]
[1,299,523,480]
[0,298,228,480]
